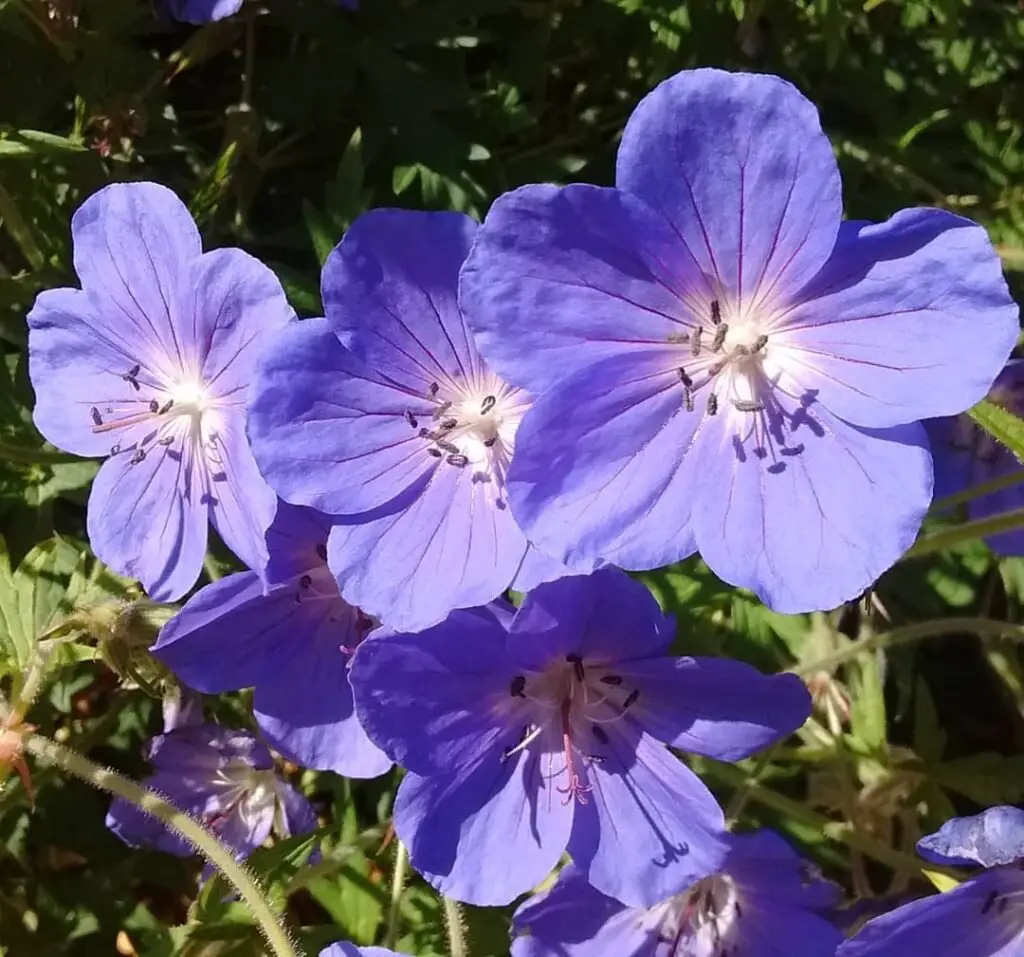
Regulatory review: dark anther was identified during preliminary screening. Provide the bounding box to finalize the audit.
[418,427,432,439]
[510,675,527,698]
[149,399,159,413]
[710,299,722,325]
[124,375,140,391]
[429,382,439,396]
[678,368,693,388]
[981,891,998,915]
[300,574,312,589]
[733,399,765,413]
[753,334,769,352]
[483,436,498,448]
[735,900,743,918]
[623,689,640,710]
[480,395,497,415]
[566,653,585,682]
[440,418,458,430]
[427,448,443,458]
[592,725,610,745]
[436,439,460,455]
[130,448,146,465]
[690,327,703,357]
[600,674,623,685]
[158,436,174,446]
[707,394,719,416]
[90,407,102,426]
[667,330,690,344]
[707,358,728,377]
[159,399,174,415]
[316,543,328,562]
[447,453,469,467]
[404,410,418,429]
[683,387,694,413]
[127,364,141,378]
[432,400,453,420]
[711,323,728,353]
[110,444,121,455]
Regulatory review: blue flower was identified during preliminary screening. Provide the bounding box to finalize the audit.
[512,830,842,957]
[163,0,244,24]
[349,568,811,906]
[153,500,392,779]
[321,945,408,957]
[460,67,1018,613]
[839,806,1024,957]
[248,209,567,633]
[27,182,293,600]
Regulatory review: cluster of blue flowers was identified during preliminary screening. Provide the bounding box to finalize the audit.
[26,67,1024,956]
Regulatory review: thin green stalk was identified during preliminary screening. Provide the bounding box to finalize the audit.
[443,895,468,957]
[904,507,1024,560]
[384,840,409,951]
[929,468,1024,513]
[792,618,1024,678]
[22,732,302,957]
[724,744,777,826]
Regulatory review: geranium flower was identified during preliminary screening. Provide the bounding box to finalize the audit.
[925,359,1024,554]
[512,830,842,957]
[248,209,565,633]
[350,568,810,906]
[460,67,1018,613]
[27,182,292,600]
[153,500,391,779]
[839,806,1024,957]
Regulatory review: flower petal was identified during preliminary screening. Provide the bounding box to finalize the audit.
[616,68,842,307]
[621,657,810,760]
[781,210,1018,428]
[324,209,480,387]
[569,731,727,907]
[917,806,1024,868]
[461,183,699,392]
[86,443,207,601]
[691,399,932,613]
[732,900,844,957]
[262,500,333,588]
[249,318,433,515]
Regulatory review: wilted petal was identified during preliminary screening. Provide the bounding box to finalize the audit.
[918,807,1024,868]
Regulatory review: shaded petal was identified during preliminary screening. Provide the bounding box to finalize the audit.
[781,210,1018,428]
[262,500,333,587]
[617,69,842,307]
[328,461,527,633]
[918,806,1024,868]
[924,416,975,502]
[273,782,319,839]
[249,318,433,515]
[324,209,480,387]
[728,830,841,912]
[509,544,573,595]
[167,0,244,23]
[349,617,514,777]
[87,443,207,601]
[106,797,191,856]
[395,747,573,906]
[621,657,810,759]
[837,870,1021,957]
[71,182,200,372]
[186,248,294,398]
[691,399,932,613]
[731,901,844,957]
[569,731,727,907]
[508,353,701,573]
[461,183,700,392]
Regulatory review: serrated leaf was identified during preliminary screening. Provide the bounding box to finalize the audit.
[968,399,1024,464]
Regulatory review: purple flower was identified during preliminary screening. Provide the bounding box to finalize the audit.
[27,182,293,601]
[460,68,1018,614]
[839,806,1024,957]
[512,830,842,957]
[321,946,407,957]
[349,568,811,906]
[106,698,316,862]
[152,500,391,779]
[248,209,566,633]
[925,360,1024,555]
[163,0,244,23]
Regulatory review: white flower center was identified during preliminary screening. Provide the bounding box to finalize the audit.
[647,873,741,954]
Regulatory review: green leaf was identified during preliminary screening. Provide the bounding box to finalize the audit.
[968,398,1024,463]
[0,534,26,672]
[933,752,1024,805]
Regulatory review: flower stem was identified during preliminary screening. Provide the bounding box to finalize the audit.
[929,468,1024,513]
[21,731,302,957]
[442,895,469,957]
[904,506,1024,559]
[384,840,409,950]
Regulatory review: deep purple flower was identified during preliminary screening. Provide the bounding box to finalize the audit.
[839,806,1024,957]
[321,946,407,957]
[512,830,842,957]
[106,696,316,862]
[460,68,1018,614]
[248,209,566,633]
[925,360,1024,555]
[163,0,243,23]
[27,182,292,601]
[152,500,391,779]
[350,568,811,906]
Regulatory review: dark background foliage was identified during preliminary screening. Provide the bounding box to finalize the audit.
[1,1,1024,955]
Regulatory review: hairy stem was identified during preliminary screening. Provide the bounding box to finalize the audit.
[443,895,469,957]
[384,840,409,950]
[22,731,302,957]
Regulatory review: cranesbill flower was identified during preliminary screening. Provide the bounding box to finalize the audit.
[839,806,1024,957]
[321,946,407,957]
[350,568,811,906]
[925,360,1024,555]
[460,68,1018,613]
[512,830,842,957]
[248,209,565,633]
[106,697,316,862]
[164,0,243,23]
[27,182,292,601]
[152,500,391,778]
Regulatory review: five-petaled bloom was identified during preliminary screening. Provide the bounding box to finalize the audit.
[27,182,293,600]
[925,359,1024,555]
[248,208,565,633]
[839,806,1024,957]
[153,500,392,779]
[350,568,811,906]
[106,695,316,863]
[512,830,842,957]
[460,67,1019,613]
